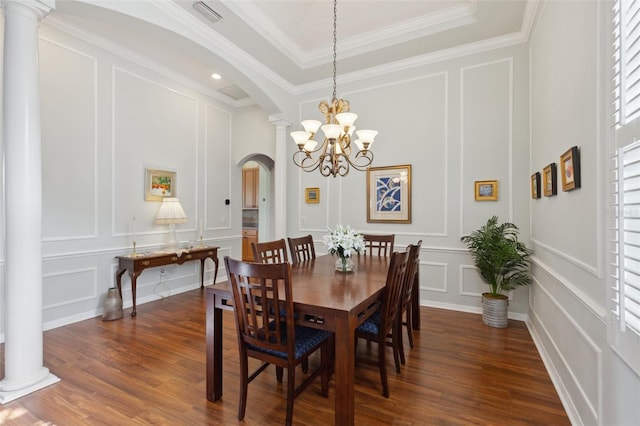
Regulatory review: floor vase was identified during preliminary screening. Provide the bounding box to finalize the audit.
[102,287,123,321]
[481,293,508,328]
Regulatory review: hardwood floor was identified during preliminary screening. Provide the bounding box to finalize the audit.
[0,288,569,425]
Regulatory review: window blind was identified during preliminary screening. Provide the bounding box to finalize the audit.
[614,141,640,335]
[615,0,640,126]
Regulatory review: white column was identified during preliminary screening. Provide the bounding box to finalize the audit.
[0,0,59,403]
[269,117,290,240]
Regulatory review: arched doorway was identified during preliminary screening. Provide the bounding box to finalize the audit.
[240,155,274,259]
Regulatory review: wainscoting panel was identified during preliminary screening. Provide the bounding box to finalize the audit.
[40,38,98,241]
[204,103,232,231]
[529,262,604,426]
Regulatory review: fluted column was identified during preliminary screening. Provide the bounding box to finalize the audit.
[0,0,59,403]
[269,118,290,240]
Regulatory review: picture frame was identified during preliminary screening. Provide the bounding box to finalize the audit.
[145,168,176,201]
[560,146,581,191]
[474,180,498,201]
[305,187,320,204]
[531,172,541,199]
[543,163,557,197]
[367,164,412,223]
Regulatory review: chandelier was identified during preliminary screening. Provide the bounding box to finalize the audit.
[290,0,377,178]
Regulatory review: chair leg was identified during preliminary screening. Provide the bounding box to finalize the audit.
[405,308,414,349]
[396,315,406,366]
[392,326,402,374]
[378,338,389,398]
[276,366,284,383]
[302,357,309,374]
[285,366,296,426]
[238,352,249,420]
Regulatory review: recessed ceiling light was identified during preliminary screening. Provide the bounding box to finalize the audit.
[211,73,222,80]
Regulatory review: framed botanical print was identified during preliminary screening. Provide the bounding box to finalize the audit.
[366,164,412,223]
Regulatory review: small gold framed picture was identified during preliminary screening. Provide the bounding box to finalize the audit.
[474,180,498,201]
[305,187,320,204]
[560,146,581,191]
[543,163,557,197]
[531,172,541,199]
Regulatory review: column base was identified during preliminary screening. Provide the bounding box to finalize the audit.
[0,370,60,404]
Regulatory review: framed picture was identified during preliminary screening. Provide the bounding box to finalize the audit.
[531,172,541,199]
[474,180,498,201]
[543,163,557,197]
[560,146,581,191]
[367,164,412,223]
[305,187,320,204]
[145,168,176,201]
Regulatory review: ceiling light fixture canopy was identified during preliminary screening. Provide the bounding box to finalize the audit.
[290,0,377,178]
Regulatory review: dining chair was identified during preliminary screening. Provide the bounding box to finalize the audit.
[224,256,331,426]
[355,249,411,398]
[252,237,308,374]
[287,234,316,264]
[252,238,289,264]
[363,233,395,256]
[397,240,422,365]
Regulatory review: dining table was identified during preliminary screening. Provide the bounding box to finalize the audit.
[205,253,420,426]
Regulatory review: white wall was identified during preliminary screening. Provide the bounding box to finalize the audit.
[528,1,640,425]
[287,43,532,317]
[0,21,273,331]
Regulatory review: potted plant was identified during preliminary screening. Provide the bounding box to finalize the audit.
[460,216,532,328]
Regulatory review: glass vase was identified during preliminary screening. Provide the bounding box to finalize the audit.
[335,256,354,272]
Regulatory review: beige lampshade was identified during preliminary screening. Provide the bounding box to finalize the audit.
[154,198,188,224]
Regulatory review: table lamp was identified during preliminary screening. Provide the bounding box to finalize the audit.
[154,197,188,250]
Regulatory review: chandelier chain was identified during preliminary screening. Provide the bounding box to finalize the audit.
[332,0,337,102]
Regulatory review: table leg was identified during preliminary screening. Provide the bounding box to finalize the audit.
[212,256,219,284]
[206,292,223,401]
[333,315,356,426]
[129,271,140,317]
[200,259,206,289]
[115,268,126,300]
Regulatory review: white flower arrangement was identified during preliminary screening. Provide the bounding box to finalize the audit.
[323,225,365,259]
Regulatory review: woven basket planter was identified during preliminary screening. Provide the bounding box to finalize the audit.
[481,293,509,328]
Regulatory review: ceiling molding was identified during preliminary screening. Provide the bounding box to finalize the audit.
[294,31,528,96]
[223,0,478,69]
[44,16,246,108]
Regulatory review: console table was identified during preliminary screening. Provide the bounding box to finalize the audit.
[115,246,219,317]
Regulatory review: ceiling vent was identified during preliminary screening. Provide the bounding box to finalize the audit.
[193,2,223,24]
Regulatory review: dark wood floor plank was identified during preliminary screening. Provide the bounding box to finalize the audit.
[0,287,569,425]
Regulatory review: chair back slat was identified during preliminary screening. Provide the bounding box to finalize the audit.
[288,235,316,264]
[363,234,395,257]
[401,240,422,308]
[252,239,289,264]
[379,250,411,335]
[224,257,295,357]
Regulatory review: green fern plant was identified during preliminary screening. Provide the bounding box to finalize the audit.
[460,216,532,296]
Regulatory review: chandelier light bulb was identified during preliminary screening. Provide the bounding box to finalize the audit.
[356,129,378,144]
[321,124,342,140]
[301,120,322,134]
[304,140,318,152]
[291,131,312,148]
[335,112,357,128]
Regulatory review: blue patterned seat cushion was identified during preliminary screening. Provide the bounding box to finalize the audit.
[247,322,330,360]
[357,310,381,335]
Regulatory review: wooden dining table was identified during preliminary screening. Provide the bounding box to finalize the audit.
[205,254,420,426]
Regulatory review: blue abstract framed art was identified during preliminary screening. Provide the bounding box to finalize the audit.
[366,164,412,223]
